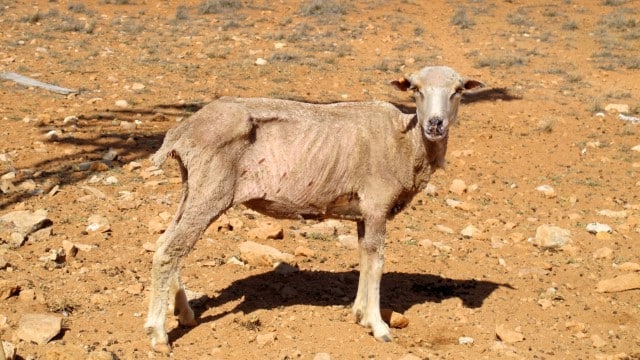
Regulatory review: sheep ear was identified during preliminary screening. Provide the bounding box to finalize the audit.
[390,77,413,92]
[463,79,485,91]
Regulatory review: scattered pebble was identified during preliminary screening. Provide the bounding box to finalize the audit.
[337,234,358,249]
[535,185,556,198]
[531,224,572,250]
[255,58,268,66]
[597,210,627,218]
[247,222,283,240]
[604,103,629,113]
[16,313,61,345]
[596,273,640,293]
[593,247,613,260]
[380,308,409,329]
[586,223,612,234]
[458,336,474,345]
[115,99,129,108]
[239,241,294,267]
[495,324,524,343]
[449,179,467,195]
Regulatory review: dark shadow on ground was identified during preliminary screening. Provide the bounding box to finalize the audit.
[167,269,512,343]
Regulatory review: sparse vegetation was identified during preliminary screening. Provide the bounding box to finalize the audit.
[452,8,475,29]
[300,0,347,17]
[199,0,242,14]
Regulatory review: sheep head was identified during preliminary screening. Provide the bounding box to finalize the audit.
[391,66,484,141]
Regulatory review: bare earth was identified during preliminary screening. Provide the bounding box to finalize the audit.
[1,1,639,359]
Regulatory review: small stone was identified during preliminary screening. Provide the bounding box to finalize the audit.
[2,340,16,360]
[596,273,640,293]
[103,176,118,185]
[595,232,612,240]
[461,224,482,239]
[458,336,474,345]
[255,58,268,65]
[449,179,467,195]
[226,256,244,266]
[380,308,409,329]
[274,42,286,49]
[87,350,116,360]
[535,185,556,198]
[537,298,553,309]
[247,222,283,240]
[436,224,454,234]
[495,324,524,343]
[591,334,607,348]
[0,280,19,300]
[294,246,315,257]
[131,82,145,90]
[123,161,142,172]
[632,145,640,152]
[147,217,166,235]
[239,241,294,266]
[256,332,276,347]
[273,262,299,275]
[337,234,358,249]
[115,99,129,108]
[532,224,572,249]
[86,215,110,233]
[313,353,332,360]
[424,183,438,196]
[616,262,640,272]
[124,283,144,295]
[120,121,137,131]
[62,240,78,258]
[0,255,7,270]
[597,209,627,218]
[593,247,613,259]
[16,313,61,345]
[63,115,78,125]
[0,209,51,243]
[142,242,156,252]
[586,222,612,234]
[398,354,421,360]
[604,103,629,113]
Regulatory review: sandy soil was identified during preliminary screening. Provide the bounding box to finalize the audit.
[1,0,639,359]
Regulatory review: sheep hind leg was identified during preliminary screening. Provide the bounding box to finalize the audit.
[145,189,233,353]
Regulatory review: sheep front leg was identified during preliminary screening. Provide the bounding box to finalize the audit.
[353,216,391,342]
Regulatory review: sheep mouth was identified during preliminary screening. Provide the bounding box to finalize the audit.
[424,127,447,141]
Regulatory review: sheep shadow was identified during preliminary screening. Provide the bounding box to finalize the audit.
[167,269,511,343]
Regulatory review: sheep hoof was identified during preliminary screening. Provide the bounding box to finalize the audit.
[152,343,172,354]
[375,333,393,342]
[179,317,198,327]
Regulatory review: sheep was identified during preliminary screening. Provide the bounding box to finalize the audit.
[144,66,484,352]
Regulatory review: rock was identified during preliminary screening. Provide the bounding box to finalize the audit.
[123,161,141,172]
[593,247,613,259]
[605,103,629,113]
[495,324,524,343]
[461,224,483,239]
[247,222,283,240]
[120,121,137,131]
[1,339,16,360]
[88,350,116,360]
[591,334,607,348]
[102,148,119,161]
[436,224,454,234]
[86,215,110,233]
[632,144,640,152]
[125,283,144,295]
[458,336,474,345]
[142,242,156,252]
[380,308,409,329]
[273,262,299,275]
[0,209,52,246]
[81,186,107,199]
[398,354,421,360]
[294,246,315,257]
[255,58,268,65]
[535,185,556,198]
[532,224,572,250]
[131,82,145,90]
[0,280,19,300]
[424,183,438,196]
[16,313,61,345]
[446,199,477,211]
[63,115,78,125]
[0,179,16,194]
[115,99,129,108]
[62,240,78,258]
[597,209,627,218]
[616,262,640,272]
[337,234,358,249]
[147,217,166,235]
[313,353,332,360]
[586,222,612,234]
[449,179,467,195]
[256,332,276,346]
[103,176,118,185]
[0,255,7,270]
[239,241,294,266]
[596,273,640,293]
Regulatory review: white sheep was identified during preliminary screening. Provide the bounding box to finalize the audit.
[144,66,484,352]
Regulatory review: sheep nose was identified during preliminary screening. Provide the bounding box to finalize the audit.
[427,116,445,134]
